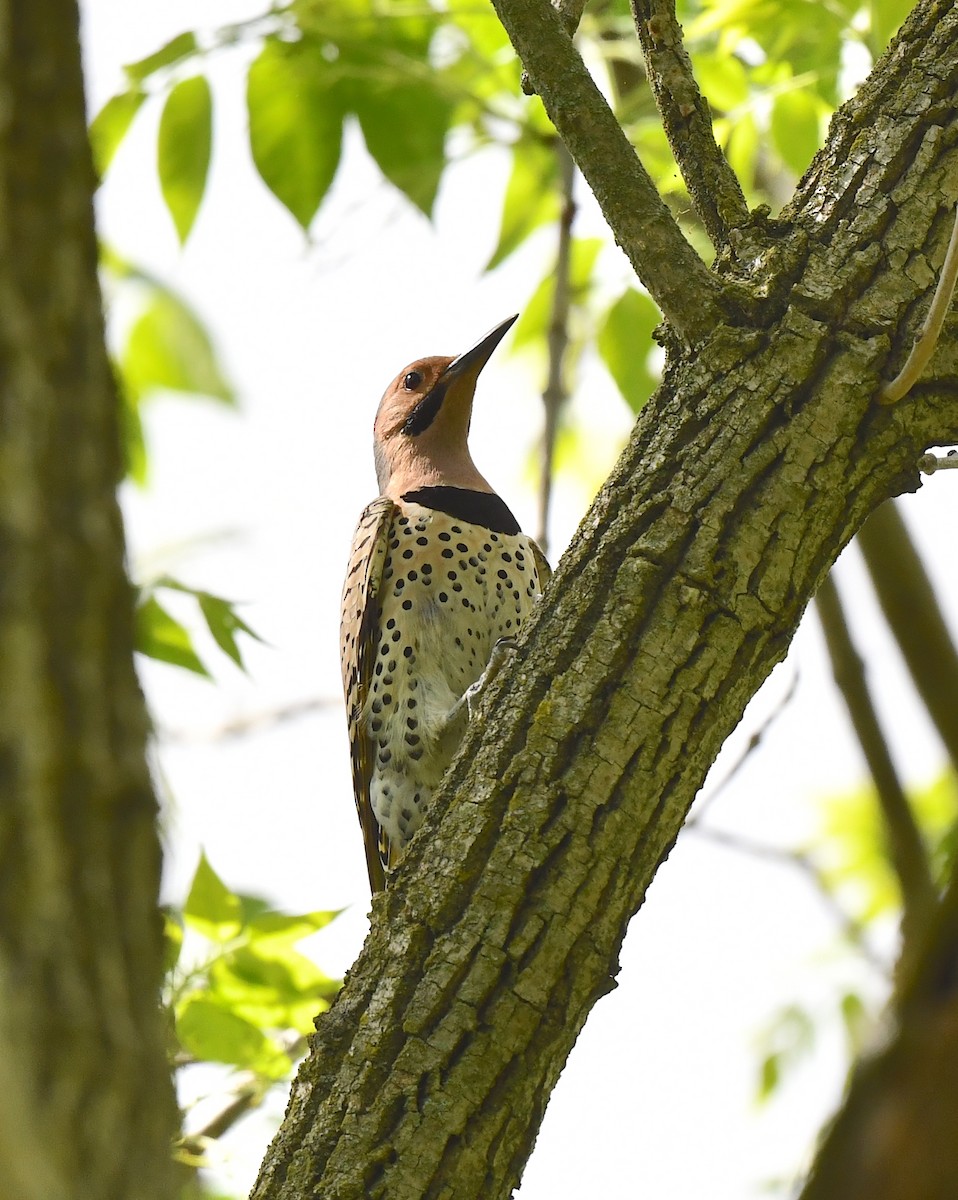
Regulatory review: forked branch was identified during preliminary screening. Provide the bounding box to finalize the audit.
[492,0,728,344]
[630,0,750,248]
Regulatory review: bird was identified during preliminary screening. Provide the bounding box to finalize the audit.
[340,315,550,893]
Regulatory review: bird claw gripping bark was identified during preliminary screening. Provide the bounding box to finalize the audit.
[460,637,520,722]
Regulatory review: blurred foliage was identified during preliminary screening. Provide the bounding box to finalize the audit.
[158,75,212,243]
[101,247,234,485]
[135,576,263,678]
[817,770,958,923]
[168,854,342,1168]
[753,770,958,1105]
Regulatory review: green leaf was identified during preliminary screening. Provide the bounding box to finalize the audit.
[354,80,452,217]
[158,75,212,244]
[817,783,898,920]
[245,907,341,946]
[121,289,234,405]
[813,775,958,921]
[754,1004,815,1103]
[197,593,263,670]
[89,90,146,180]
[597,289,661,413]
[247,39,345,229]
[487,136,560,270]
[125,31,198,84]
[691,51,749,113]
[758,1051,781,1101]
[211,945,340,1032]
[176,996,290,1078]
[183,852,243,941]
[721,111,758,192]
[771,87,821,177]
[152,577,264,671]
[135,595,209,677]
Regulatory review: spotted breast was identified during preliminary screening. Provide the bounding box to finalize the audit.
[340,317,549,892]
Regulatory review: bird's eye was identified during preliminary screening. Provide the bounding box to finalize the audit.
[403,371,423,391]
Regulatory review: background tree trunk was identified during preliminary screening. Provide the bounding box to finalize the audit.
[251,1,958,1196]
[0,2,177,1197]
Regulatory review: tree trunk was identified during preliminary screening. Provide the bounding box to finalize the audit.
[252,1,958,1196]
[0,2,177,1198]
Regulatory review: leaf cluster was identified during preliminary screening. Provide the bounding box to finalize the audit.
[167,854,342,1165]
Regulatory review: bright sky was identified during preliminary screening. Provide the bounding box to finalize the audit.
[81,3,957,1196]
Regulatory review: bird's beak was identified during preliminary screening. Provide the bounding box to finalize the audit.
[440,314,518,386]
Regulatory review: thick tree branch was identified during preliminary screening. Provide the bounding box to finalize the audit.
[252,2,958,1196]
[492,0,729,344]
[815,573,936,944]
[858,500,958,772]
[630,0,751,249]
[0,1,177,1197]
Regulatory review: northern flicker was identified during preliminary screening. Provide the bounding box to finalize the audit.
[340,315,550,893]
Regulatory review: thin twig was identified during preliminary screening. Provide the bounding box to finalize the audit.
[880,202,958,403]
[858,501,958,773]
[815,573,936,945]
[918,450,958,472]
[492,0,728,344]
[690,670,799,824]
[160,696,336,744]
[537,142,576,554]
[630,0,750,249]
[685,823,888,973]
[177,1033,310,1156]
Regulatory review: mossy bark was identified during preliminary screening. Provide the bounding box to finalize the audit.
[0,2,177,1197]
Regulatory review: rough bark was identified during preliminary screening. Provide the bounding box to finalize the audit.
[0,3,177,1198]
[252,1,958,1198]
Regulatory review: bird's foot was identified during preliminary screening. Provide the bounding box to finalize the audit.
[462,637,519,721]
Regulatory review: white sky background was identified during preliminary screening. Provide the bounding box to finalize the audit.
[80,3,957,1196]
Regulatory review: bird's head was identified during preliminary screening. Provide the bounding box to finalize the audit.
[372,315,517,498]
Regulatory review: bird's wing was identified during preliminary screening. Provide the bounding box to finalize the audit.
[340,496,396,893]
